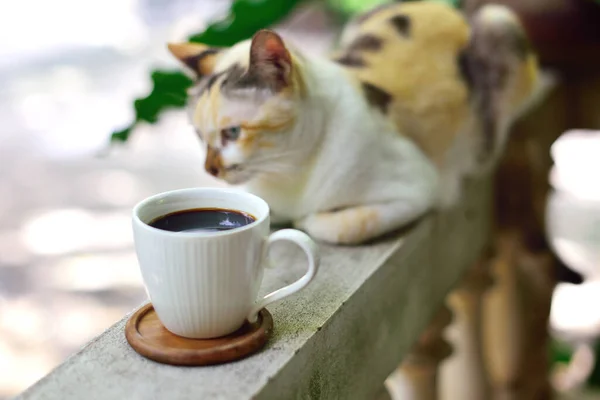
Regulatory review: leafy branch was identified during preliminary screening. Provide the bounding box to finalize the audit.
[110,0,304,144]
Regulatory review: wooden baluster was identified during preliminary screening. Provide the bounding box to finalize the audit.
[483,233,557,400]
[386,306,453,400]
[480,71,567,399]
[440,258,494,400]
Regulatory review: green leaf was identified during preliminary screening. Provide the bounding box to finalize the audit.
[588,340,600,388]
[325,0,391,19]
[111,0,304,145]
[325,0,460,22]
[550,337,573,365]
[111,70,192,143]
[402,0,461,5]
[189,0,305,46]
[110,127,133,143]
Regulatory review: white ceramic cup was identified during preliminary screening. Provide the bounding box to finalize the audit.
[132,187,320,339]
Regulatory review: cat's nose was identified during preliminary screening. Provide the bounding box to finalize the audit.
[205,145,223,177]
[207,165,219,176]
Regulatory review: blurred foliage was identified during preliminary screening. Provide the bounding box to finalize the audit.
[590,340,600,388]
[189,0,303,46]
[551,337,574,366]
[110,0,459,144]
[111,0,304,143]
[111,71,192,143]
[550,334,600,388]
[327,0,459,18]
[326,0,390,18]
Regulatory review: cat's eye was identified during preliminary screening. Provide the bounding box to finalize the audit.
[221,126,241,142]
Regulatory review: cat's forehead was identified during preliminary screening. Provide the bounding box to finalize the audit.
[214,41,252,73]
[187,41,253,113]
[189,37,296,131]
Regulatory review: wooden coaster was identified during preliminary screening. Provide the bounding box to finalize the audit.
[125,303,273,366]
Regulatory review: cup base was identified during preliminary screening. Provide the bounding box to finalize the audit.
[125,303,273,366]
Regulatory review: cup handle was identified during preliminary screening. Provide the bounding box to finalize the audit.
[247,229,320,323]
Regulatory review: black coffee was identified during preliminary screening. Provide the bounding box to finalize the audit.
[149,208,255,233]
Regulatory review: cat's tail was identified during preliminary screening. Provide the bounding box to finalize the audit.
[462,4,542,170]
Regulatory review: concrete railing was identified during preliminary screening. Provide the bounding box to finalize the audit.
[16,67,585,400]
[16,177,492,400]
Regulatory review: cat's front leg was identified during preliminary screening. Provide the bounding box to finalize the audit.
[295,200,432,245]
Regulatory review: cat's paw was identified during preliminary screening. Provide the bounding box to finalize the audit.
[294,214,340,244]
[294,213,371,245]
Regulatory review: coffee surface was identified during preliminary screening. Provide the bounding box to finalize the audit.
[149,208,255,233]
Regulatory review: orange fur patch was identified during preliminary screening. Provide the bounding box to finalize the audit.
[241,118,295,134]
[316,207,380,243]
[198,54,218,76]
[235,129,276,154]
[237,129,256,152]
[339,207,379,243]
[205,146,223,174]
[219,116,232,127]
[338,2,471,166]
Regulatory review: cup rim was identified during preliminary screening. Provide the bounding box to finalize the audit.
[132,187,269,238]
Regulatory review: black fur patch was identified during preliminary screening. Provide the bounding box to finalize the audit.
[221,62,288,93]
[194,66,235,98]
[335,35,383,68]
[513,34,532,61]
[472,56,508,160]
[389,15,411,37]
[204,72,222,91]
[334,54,367,67]
[221,64,247,88]
[362,82,392,113]
[457,51,474,91]
[348,34,383,52]
[480,94,496,157]
[464,13,532,162]
[183,48,219,77]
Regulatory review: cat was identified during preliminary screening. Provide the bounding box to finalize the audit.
[167,2,540,245]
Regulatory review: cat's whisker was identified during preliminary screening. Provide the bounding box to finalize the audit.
[250,151,306,164]
[248,158,299,169]
[244,163,296,176]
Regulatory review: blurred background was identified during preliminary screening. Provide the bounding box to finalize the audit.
[0,1,337,397]
[0,0,599,398]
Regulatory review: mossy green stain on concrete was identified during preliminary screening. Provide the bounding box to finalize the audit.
[308,369,323,399]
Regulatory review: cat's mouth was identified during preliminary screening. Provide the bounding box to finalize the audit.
[220,165,254,185]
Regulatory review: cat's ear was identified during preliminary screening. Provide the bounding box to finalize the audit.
[167,43,220,78]
[247,30,292,91]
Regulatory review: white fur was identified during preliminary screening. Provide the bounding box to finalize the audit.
[239,57,440,243]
